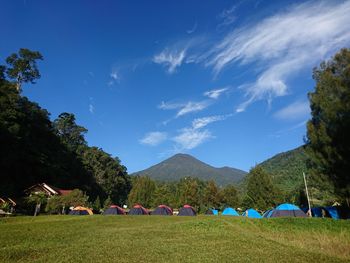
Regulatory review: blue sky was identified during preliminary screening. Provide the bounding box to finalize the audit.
[2,0,350,173]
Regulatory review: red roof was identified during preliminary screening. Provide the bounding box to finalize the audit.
[57,189,73,196]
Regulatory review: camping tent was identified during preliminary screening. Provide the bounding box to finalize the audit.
[178,205,196,216]
[242,208,262,218]
[205,209,218,215]
[128,205,149,215]
[263,209,273,218]
[103,205,125,215]
[68,206,93,215]
[151,205,173,215]
[324,206,340,219]
[267,203,306,218]
[222,207,239,216]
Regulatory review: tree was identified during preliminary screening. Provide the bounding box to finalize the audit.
[25,192,47,216]
[81,147,131,205]
[203,180,221,208]
[220,184,240,209]
[5,48,43,92]
[306,48,350,205]
[128,176,156,207]
[53,113,87,151]
[243,166,281,210]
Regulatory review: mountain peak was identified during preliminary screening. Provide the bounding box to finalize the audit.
[132,154,247,186]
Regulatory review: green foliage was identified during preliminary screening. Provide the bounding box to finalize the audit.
[243,166,282,210]
[5,48,43,92]
[103,196,113,209]
[53,112,87,151]
[306,48,350,203]
[45,189,89,214]
[220,184,240,208]
[128,176,156,207]
[80,147,131,205]
[92,196,101,213]
[203,180,221,208]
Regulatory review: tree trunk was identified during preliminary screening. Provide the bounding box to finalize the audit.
[34,202,41,216]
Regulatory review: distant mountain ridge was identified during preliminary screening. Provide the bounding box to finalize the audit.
[258,146,309,192]
[132,153,247,186]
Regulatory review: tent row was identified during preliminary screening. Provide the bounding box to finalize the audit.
[69,203,349,219]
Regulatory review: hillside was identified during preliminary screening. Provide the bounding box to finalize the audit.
[258,146,309,192]
[132,153,247,186]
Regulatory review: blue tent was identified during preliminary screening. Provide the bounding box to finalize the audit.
[324,206,340,219]
[222,207,239,216]
[205,209,218,215]
[263,209,273,218]
[266,203,307,218]
[242,208,262,218]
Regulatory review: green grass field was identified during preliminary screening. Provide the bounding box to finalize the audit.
[1,215,350,263]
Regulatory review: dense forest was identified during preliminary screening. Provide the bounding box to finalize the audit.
[0,49,131,206]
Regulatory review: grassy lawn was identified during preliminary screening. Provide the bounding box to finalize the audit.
[0,215,350,263]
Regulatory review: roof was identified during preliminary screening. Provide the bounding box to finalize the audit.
[25,183,72,196]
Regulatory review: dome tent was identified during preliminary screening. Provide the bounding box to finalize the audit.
[151,205,173,215]
[205,208,218,215]
[178,205,196,216]
[263,209,273,218]
[103,205,125,215]
[128,204,149,215]
[267,203,307,218]
[68,206,93,215]
[222,207,239,216]
[242,208,262,218]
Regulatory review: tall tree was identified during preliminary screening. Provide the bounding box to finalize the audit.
[203,180,221,208]
[244,166,281,210]
[81,147,131,205]
[306,48,350,205]
[53,113,87,151]
[220,184,240,208]
[5,48,43,92]
[128,176,156,207]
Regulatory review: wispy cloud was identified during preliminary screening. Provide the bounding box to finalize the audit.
[207,1,350,112]
[140,132,168,146]
[203,87,229,99]
[274,100,310,121]
[153,49,186,74]
[217,3,238,29]
[159,100,210,118]
[191,115,229,129]
[88,97,95,114]
[187,21,198,34]
[173,128,212,150]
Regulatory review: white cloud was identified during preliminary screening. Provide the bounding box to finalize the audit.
[108,69,120,86]
[159,100,210,118]
[203,87,228,99]
[110,71,119,80]
[274,100,310,121]
[140,132,168,146]
[191,115,228,130]
[176,101,209,117]
[153,49,186,74]
[207,1,350,111]
[89,103,94,114]
[173,128,212,150]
